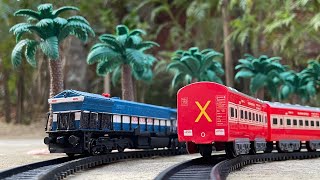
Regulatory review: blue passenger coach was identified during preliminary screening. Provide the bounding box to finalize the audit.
[44,90,178,156]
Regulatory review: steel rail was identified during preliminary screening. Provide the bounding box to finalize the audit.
[211,151,320,180]
[155,154,226,180]
[0,149,186,180]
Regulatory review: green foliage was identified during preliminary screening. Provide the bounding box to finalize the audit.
[235,54,286,98]
[168,47,224,88]
[87,24,159,84]
[10,3,95,67]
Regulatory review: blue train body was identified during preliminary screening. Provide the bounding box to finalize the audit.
[44,90,178,155]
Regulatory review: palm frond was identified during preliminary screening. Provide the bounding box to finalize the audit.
[129,29,146,36]
[52,6,79,17]
[87,46,120,64]
[53,17,68,27]
[116,25,129,35]
[25,40,39,67]
[11,40,28,68]
[171,73,185,88]
[36,18,54,28]
[14,9,41,20]
[40,36,59,59]
[67,15,90,25]
[99,35,123,52]
[37,3,53,14]
[134,41,160,51]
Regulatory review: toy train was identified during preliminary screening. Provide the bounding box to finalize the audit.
[177,82,320,158]
[44,90,180,156]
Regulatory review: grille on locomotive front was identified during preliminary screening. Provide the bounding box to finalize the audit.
[80,112,112,129]
[57,112,76,130]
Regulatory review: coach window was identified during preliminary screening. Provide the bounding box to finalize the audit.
[299,120,303,127]
[286,119,291,126]
[245,111,248,120]
[273,118,278,125]
[252,113,255,121]
[240,110,244,119]
[249,112,252,120]
[230,107,235,118]
[235,109,238,118]
[264,115,267,124]
[305,120,309,127]
[316,121,320,127]
[293,119,297,126]
[311,121,315,127]
[280,118,283,125]
[259,115,262,123]
[256,114,259,122]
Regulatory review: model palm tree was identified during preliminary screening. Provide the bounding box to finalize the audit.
[279,70,316,103]
[10,3,95,98]
[235,54,286,99]
[167,47,224,88]
[87,25,158,101]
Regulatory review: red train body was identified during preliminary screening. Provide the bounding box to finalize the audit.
[177,82,320,157]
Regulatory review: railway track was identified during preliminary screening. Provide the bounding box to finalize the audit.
[155,151,320,180]
[0,149,186,180]
[155,154,226,180]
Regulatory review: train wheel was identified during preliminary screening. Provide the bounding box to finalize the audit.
[306,141,316,152]
[264,142,273,153]
[276,142,284,153]
[225,142,237,158]
[199,144,212,158]
[186,142,198,154]
[294,142,301,152]
[66,153,75,158]
[117,146,125,152]
[249,142,256,155]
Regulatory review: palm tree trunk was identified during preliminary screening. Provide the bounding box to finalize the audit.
[47,58,64,130]
[121,64,134,101]
[2,69,11,123]
[104,75,110,93]
[16,67,24,124]
[222,0,234,87]
[256,88,265,100]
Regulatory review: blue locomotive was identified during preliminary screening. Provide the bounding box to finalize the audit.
[44,90,178,156]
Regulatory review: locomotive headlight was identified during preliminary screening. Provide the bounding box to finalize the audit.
[56,136,66,144]
[44,137,53,145]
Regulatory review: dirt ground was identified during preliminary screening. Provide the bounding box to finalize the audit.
[1,120,320,180]
[0,120,65,170]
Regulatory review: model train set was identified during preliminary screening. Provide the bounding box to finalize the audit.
[44,82,320,158]
[44,90,180,156]
[178,82,320,157]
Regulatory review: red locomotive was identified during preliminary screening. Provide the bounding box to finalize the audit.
[177,82,320,157]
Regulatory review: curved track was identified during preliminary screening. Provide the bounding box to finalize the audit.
[156,151,320,180]
[212,151,320,180]
[155,154,226,180]
[0,149,185,180]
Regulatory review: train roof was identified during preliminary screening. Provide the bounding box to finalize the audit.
[265,101,320,112]
[51,90,176,119]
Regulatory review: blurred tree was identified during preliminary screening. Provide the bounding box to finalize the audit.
[10,3,94,125]
[87,25,158,101]
[235,54,286,100]
[221,0,234,87]
[167,47,224,88]
[279,70,316,104]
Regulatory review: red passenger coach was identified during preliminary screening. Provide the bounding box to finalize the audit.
[266,102,320,152]
[177,82,269,157]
